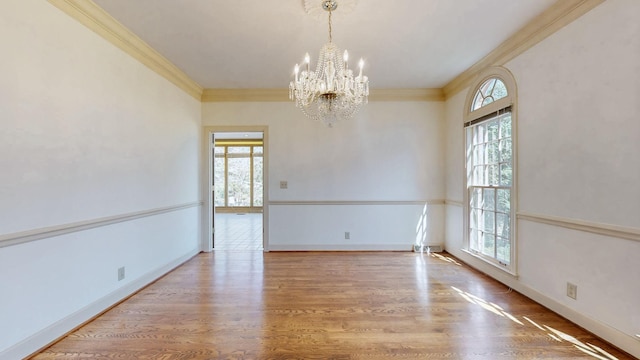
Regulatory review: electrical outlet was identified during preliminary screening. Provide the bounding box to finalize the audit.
[344,231,350,240]
[279,181,288,189]
[566,282,577,300]
[118,267,125,281]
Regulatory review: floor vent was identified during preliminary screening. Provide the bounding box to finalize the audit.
[413,245,443,253]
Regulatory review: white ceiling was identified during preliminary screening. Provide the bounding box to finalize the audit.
[93,0,557,89]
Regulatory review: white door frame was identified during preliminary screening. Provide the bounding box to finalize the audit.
[201,125,269,252]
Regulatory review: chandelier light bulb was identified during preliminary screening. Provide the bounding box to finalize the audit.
[304,53,311,71]
[343,50,349,68]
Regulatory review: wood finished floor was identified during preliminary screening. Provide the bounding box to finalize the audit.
[32,252,633,359]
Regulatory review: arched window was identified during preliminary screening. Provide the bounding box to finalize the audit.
[471,78,508,111]
[463,67,517,274]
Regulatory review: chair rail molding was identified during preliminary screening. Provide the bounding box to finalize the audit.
[0,201,203,249]
[268,200,446,206]
[517,211,640,242]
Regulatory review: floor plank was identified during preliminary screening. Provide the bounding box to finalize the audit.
[31,252,634,359]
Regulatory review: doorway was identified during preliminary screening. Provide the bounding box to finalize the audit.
[207,129,267,251]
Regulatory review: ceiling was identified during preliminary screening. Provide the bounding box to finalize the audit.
[92,0,557,90]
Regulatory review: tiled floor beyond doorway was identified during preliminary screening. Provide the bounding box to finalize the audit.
[214,213,263,250]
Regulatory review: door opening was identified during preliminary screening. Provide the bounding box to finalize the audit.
[211,131,265,251]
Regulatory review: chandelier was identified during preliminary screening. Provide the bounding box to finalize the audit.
[289,0,369,127]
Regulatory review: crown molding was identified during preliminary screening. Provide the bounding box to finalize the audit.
[201,89,288,102]
[443,0,605,98]
[47,0,603,103]
[369,88,444,102]
[47,0,203,100]
[201,88,444,102]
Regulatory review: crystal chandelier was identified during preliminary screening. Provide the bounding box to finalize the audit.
[289,0,369,127]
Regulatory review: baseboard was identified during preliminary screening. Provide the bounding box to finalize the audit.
[514,282,640,358]
[268,243,411,251]
[446,248,640,358]
[1,248,200,360]
[413,244,444,253]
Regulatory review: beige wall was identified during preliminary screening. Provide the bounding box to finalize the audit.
[203,101,446,250]
[0,1,202,358]
[444,0,640,356]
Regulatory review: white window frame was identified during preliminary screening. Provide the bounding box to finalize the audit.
[463,66,518,275]
[214,141,264,210]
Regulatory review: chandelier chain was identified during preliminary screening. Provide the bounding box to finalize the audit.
[328,6,332,43]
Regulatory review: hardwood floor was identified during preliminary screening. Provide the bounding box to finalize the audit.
[32,251,632,359]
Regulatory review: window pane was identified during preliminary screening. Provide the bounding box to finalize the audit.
[479,166,488,186]
[253,156,263,207]
[497,236,510,263]
[492,80,508,100]
[488,121,499,142]
[470,208,478,230]
[483,233,495,257]
[475,124,486,145]
[500,116,511,139]
[227,157,251,206]
[475,144,486,165]
[488,164,499,185]
[484,211,495,235]
[228,146,250,154]
[482,97,494,107]
[500,139,512,162]
[480,79,497,97]
[475,231,485,252]
[472,92,484,111]
[214,157,226,207]
[484,188,495,211]
[496,213,510,239]
[470,229,480,251]
[488,141,499,163]
[214,146,225,154]
[471,188,481,208]
[500,163,512,186]
[472,166,481,185]
[497,189,510,213]
[477,210,485,231]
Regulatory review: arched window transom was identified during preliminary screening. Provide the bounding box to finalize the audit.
[471,78,508,111]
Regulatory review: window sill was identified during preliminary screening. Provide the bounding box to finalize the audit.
[461,249,518,278]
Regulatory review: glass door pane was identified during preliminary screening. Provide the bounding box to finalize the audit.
[253,154,263,207]
[214,148,226,207]
[227,157,251,207]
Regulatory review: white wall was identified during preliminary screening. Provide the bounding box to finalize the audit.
[444,0,640,356]
[203,100,445,250]
[443,90,466,256]
[0,1,201,358]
